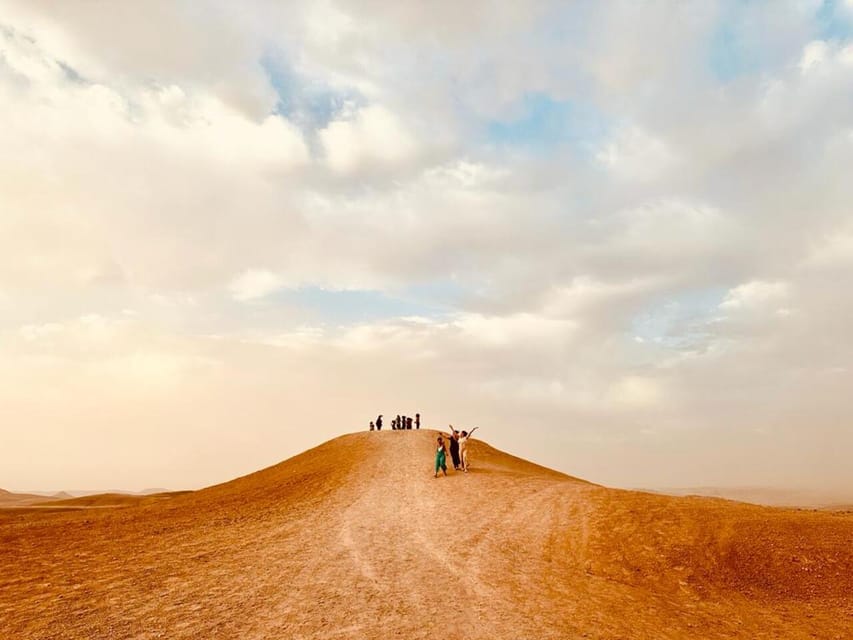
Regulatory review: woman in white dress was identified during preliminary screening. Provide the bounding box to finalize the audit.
[458,426,478,472]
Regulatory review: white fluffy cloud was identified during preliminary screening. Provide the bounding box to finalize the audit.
[320,104,419,173]
[228,270,284,302]
[0,0,852,494]
[720,281,789,311]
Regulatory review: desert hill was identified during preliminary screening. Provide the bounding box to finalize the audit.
[36,490,190,508]
[1,430,850,639]
[0,488,54,507]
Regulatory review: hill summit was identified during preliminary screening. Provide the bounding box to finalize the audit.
[1,430,851,639]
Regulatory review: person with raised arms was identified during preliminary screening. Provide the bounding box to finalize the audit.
[458,427,479,473]
[444,426,462,470]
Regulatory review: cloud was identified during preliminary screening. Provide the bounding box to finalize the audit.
[320,103,419,173]
[720,281,789,311]
[803,230,853,269]
[0,1,852,494]
[596,126,679,183]
[228,270,284,302]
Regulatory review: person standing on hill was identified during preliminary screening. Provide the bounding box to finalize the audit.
[434,436,448,478]
[415,413,420,429]
[376,415,383,431]
[406,416,413,430]
[459,427,479,473]
[445,426,461,470]
[369,421,375,431]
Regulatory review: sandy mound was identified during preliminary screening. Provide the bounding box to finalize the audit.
[1,431,850,639]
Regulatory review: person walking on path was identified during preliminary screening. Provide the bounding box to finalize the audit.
[459,427,479,473]
[434,436,448,478]
[376,415,383,431]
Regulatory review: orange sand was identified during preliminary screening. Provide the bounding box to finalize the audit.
[1,431,850,639]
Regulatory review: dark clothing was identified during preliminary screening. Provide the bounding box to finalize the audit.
[376,416,383,431]
[406,417,413,430]
[449,438,461,469]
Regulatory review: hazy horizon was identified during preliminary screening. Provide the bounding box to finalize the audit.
[2,1,853,495]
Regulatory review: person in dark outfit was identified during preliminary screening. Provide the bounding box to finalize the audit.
[446,426,461,470]
[415,413,420,429]
[376,415,383,431]
[406,416,413,430]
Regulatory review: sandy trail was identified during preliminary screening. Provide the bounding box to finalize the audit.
[1,430,851,639]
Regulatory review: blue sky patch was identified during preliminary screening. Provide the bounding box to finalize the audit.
[276,286,450,325]
[485,92,609,153]
[709,19,752,82]
[260,53,362,133]
[817,0,853,41]
[630,287,728,348]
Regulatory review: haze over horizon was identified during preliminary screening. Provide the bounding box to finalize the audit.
[1,1,852,494]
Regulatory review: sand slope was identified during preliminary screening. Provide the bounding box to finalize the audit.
[1,431,850,639]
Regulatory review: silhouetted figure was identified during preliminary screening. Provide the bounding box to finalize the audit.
[406,416,413,430]
[396,414,402,431]
[369,421,375,431]
[415,413,420,430]
[376,415,383,431]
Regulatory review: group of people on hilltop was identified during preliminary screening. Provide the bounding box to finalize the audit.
[369,413,419,431]
[367,413,480,478]
[434,426,478,478]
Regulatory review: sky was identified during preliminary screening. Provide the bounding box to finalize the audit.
[1,1,852,494]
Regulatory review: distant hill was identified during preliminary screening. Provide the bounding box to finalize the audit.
[1,431,851,639]
[39,491,190,508]
[645,486,853,508]
[0,488,54,507]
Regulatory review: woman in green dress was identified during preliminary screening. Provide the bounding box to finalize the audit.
[434,436,448,478]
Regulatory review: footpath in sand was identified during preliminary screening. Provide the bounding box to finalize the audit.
[1,430,851,639]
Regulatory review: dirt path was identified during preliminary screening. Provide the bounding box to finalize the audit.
[1,430,851,639]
